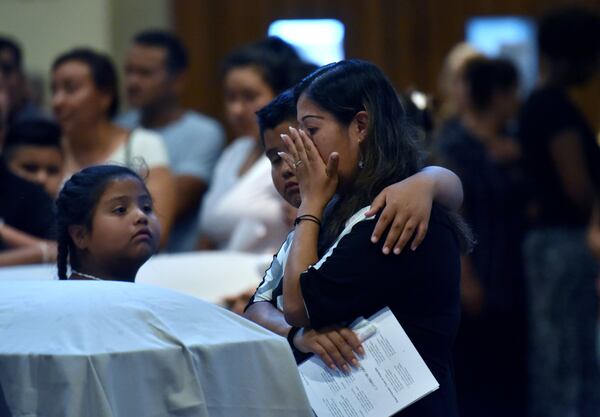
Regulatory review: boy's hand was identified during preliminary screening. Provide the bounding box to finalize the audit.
[364,173,435,255]
[293,326,364,373]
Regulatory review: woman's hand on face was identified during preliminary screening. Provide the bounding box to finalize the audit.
[293,326,364,372]
[364,173,435,255]
[279,126,338,212]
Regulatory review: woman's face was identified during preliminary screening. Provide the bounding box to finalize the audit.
[297,94,364,192]
[51,60,112,136]
[224,66,275,139]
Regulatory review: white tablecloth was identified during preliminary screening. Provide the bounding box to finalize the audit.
[0,281,312,417]
[0,251,273,303]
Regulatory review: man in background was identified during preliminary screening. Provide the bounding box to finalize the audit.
[0,36,44,126]
[118,30,225,252]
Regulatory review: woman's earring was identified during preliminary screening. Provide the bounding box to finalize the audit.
[358,148,364,169]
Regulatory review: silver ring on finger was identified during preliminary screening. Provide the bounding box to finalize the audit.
[293,160,303,168]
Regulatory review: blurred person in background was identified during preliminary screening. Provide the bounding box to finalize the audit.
[197,37,312,253]
[2,119,63,199]
[518,7,600,417]
[1,72,55,266]
[0,162,56,267]
[0,35,45,125]
[118,30,225,252]
[435,42,483,126]
[1,77,56,266]
[51,48,175,248]
[0,72,8,146]
[434,57,527,417]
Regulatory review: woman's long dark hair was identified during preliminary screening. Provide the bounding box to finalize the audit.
[295,60,472,250]
[55,165,147,280]
[294,60,422,244]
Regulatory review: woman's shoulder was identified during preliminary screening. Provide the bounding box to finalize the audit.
[128,128,169,168]
[324,204,462,261]
[224,136,255,153]
[213,136,254,166]
[129,127,164,144]
[426,204,468,253]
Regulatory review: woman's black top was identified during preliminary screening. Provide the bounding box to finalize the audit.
[435,119,526,313]
[300,205,461,416]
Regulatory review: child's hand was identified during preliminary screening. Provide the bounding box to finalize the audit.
[364,173,435,255]
[280,127,338,213]
[221,288,256,315]
[293,326,364,373]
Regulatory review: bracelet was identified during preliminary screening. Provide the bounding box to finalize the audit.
[287,326,302,350]
[294,214,321,228]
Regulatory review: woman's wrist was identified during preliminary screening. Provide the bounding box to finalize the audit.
[298,201,326,219]
[417,168,437,199]
[294,214,322,228]
[287,326,303,350]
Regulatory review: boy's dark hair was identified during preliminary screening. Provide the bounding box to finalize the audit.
[256,89,296,146]
[55,165,147,280]
[52,48,119,118]
[3,119,62,160]
[133,30,189,75]
[0,36,22,68]
[463,57,518,112]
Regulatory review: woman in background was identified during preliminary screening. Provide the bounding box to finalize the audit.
[197,37,313,253]
[435,57,527,417]
[518,8,600,417]
[51,48,174,247]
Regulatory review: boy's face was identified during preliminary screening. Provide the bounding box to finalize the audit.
[263,120,301,208]
[7,145,64,198]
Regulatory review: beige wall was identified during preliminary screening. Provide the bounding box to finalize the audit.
[110,0,173,84]
[0,0,172,110]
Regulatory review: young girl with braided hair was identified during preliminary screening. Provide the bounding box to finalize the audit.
[55,165,160,281]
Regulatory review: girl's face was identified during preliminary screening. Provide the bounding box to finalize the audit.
[224,66,275,139]
[75,176,160,274]
[51,60,112,136]
[297,94,365,192]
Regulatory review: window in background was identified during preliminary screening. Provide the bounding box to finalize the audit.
[466,17,538,94]
[268,19,345,66]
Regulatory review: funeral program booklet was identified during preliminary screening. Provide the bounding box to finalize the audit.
[298,307,439,417]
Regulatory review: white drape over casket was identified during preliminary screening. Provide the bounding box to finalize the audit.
[0,281,312,417]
